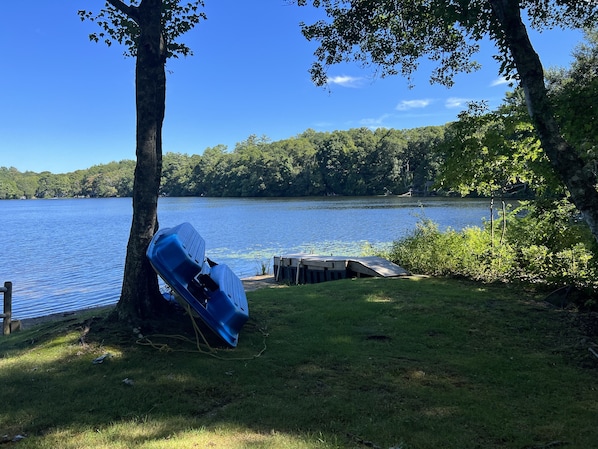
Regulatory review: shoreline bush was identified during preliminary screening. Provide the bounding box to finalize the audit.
[383,199,598,309]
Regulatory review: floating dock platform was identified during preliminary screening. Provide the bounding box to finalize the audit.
[273,254,410,285]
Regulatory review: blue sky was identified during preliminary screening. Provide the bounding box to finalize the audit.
[0,1,585,174]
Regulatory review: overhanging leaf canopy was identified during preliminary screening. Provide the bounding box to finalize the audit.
[78,0,206,58]
[298,0,597,87]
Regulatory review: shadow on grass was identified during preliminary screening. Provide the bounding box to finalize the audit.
[1,277,597,449]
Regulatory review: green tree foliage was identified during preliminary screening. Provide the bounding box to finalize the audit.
[81,160,135,197]
[160,152,200,196]
[0,126,448,199]
[184,127,447,197]
[414,32,598,300]
[547,30,598,165]
[35,172,82,198]
[79,0,205,58]
[0,168,21,199]
[404,127,444,195]
[188,144,229,196]
[297,0,598,245]
[438,31,597,201]
[0,161,135,199]
[437,100,557,198]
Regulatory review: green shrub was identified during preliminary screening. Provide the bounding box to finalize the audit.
[385,218,512,281]
[516,243,596,287]
[505,200,598,291]
[384,200,598,308]
[505,199,597,253]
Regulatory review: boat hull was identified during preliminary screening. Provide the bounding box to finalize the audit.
[146,222,249,347]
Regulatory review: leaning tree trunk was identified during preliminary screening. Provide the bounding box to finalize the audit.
[489,0,598,243]
[115,0,166,322]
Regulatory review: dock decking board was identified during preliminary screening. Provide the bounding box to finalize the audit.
[273,254,409,284]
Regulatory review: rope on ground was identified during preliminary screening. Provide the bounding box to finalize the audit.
[136,301,268,361]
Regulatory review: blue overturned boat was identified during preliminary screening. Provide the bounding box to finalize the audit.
[146,222,249,347]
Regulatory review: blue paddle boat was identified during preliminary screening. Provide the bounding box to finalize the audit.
[146,222,249,347]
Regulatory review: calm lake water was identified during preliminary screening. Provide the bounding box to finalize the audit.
[0,196,493,319]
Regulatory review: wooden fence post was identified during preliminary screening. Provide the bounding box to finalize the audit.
[1,281,12,336]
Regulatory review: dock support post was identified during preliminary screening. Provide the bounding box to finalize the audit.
[296,259,302,285]
[1,281,12,336]
[275,256,281,281]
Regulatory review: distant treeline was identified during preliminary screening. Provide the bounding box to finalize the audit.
[1,127,450,199]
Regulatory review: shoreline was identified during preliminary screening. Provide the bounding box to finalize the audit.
[16,275,279,330]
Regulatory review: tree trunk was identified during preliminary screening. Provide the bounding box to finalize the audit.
[115,0,167,322]
[489,0,598,243]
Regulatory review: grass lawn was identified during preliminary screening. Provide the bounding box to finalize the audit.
[1,276,596,448]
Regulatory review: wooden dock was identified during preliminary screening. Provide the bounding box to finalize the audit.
[273,254,410,285]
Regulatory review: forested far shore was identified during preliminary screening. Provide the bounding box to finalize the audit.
[4,31,595,203]
[1,127,462,199]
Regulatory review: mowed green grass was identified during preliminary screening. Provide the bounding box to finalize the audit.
[1,277,596,448]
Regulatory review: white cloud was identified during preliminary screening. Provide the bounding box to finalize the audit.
[490,76,509,87]
[326,75,364,88]
[445,97,470,109]
[359,114,391,127]
[395,99,431,111]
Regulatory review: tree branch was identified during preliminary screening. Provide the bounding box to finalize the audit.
[106,0,140,23]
